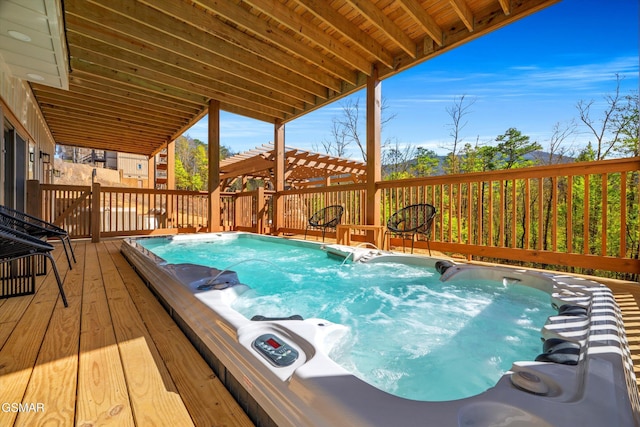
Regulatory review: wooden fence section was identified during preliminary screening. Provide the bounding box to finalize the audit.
[33,183,211,239]
[233,188,274,234]
[29,157,639,275]
[33,183,93,238]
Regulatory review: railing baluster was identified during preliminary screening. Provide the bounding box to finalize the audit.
[602,173,608,256]
[583,174,590,255]
[620,172,627,258]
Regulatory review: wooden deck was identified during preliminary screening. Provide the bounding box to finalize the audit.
[0,239,253,427]
[1,239,639,427]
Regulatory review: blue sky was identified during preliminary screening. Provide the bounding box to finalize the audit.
[183,0,639,159]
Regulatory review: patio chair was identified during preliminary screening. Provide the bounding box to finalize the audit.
[384,203,436,255]
[304,205,344,242]
[0,205,76,269]
[0,224,68,307]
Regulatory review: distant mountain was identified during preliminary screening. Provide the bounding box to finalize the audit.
[383,150,576,177]
[525,150,575,164]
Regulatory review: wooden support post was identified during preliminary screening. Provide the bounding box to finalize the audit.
[147,155,155,189]
[208,100,221,232]
[26,180,41,218]
[166,139,176,227]
[91,182,101,243]
[166,139,175,190]
[272,120,285,235]
[366,66,382,228]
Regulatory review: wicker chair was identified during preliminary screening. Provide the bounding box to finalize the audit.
[0,224,68,306]
[304,205,344,242]
[0,205,76,269]
[384,203,436,255]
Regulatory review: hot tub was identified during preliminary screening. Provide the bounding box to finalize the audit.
[121,232,640,427]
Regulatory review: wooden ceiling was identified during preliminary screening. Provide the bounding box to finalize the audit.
[29,0,559,156]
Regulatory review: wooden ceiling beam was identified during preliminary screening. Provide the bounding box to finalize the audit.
[67,18,316,109]
[382,0,558,79]
[395,0,444,46]
[344,0,417,58]
[70,47,291,120]
[242,0,373,74]
[34,91,190,128]
[50,136,164,155]
[497,0,511,15]
[51,135,159,156]
[449,0,475,31]
[67,7,327,103]
[42,110,174,138]
[292,0,394,68]
[97,0,340,97]
[66,72,203,114]
[67,30,304,114]
[192,0,357,86]
[70,57,208,105]
[48,127,165,148]
[62,83,197,120]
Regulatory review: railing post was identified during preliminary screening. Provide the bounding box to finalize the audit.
[26,180,41,217]
[233,192,241,231]
[91,182,101,243]
[257,187,265,234]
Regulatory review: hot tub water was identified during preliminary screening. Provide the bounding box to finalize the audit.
[140,236,554,401]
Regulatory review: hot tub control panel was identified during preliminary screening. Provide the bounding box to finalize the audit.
[252,334,299,367]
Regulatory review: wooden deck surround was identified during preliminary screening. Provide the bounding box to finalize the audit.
[1,239,639,427]
[0,239,253,427]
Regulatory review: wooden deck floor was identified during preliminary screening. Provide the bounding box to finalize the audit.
[0,239,254,427]
[1,239,639,427]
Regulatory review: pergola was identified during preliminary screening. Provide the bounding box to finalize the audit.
[0,0,560,230]
[220,143,367,189]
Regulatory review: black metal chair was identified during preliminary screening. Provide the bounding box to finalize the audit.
[0,224,68,307]
[0,205,76,269]
[384,203,436,255]
[304,205,344,242]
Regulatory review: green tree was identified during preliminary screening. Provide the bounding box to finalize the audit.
[382,139,416,180]
[175,158,198,190]
[412,147,439,177]
[494,128,542,169]
[173,135,234,190]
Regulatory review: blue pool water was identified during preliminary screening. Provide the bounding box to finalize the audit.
[140,235,555,401]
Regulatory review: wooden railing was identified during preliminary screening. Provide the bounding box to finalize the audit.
[29,157,640,276]
[378,157,639,275]
[98,186,209,236]
[33,182,211,238]
[279,184,366,236]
